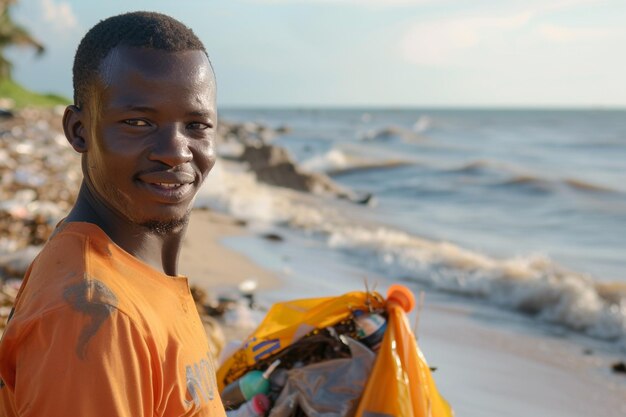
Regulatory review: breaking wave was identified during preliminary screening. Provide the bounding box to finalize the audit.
[196,162,626,350]
[499,175,617,194]
[444,160,619,194]
[300,149,412,176]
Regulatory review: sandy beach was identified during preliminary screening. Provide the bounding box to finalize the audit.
[180,209,281,292]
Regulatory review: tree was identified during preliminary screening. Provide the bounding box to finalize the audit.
[0,0,44,79]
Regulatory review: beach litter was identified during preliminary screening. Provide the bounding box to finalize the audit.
[0,107,81,331]
[216,285,453,417]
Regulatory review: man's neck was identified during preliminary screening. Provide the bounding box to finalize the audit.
[65,183,187,276]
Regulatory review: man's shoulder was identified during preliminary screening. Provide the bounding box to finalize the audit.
[11,223,123,322]
[33,221,122,278]
[26,223,96,293]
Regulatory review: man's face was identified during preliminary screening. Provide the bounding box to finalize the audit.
[82,46,216,229]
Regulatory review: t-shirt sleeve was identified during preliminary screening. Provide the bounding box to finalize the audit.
[2,305,155,417]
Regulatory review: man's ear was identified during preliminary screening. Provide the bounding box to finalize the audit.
[63,105,88,153]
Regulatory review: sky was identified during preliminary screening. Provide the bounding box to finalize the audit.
[6,0,626,108]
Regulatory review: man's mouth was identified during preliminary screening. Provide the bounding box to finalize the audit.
[155,182,184,189]
[138,171,195,186]
[135,170,197,202]
[140,181,194,203]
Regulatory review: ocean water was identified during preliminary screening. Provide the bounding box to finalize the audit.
[198,108,626,350]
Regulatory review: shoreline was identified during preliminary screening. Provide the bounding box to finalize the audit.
[180,209,282,293]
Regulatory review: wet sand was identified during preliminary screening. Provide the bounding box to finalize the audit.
[180,209,281,292]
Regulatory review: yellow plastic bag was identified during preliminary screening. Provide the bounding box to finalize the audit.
[216,285,453,417]
[355,286,453,417]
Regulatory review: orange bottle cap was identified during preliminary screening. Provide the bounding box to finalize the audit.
[386,284,415,313]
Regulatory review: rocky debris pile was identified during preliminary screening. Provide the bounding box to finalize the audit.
[0,107,79,276]
[0,106,81,330]
[238,144,372,204]
[219,120,371,204]
[218,120,290,146]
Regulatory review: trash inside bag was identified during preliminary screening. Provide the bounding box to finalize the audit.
[217,285,453,417]
[269,337,375,417]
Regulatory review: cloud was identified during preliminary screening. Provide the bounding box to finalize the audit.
[398,0,611,67]
[536,24,611,43]
[40,0,78,33]
[400,12,532,66]
[534,0,600,13]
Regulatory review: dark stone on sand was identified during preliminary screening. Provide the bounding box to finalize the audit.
[261,233,284,242]
[234,219,248,227]
[611,361,626,374]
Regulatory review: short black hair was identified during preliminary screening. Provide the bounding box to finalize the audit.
[72,11,208,107]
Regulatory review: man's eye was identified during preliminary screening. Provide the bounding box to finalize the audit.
[187,122,212,130]
[123,119,150,127]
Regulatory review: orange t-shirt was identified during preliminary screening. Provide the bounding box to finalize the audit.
[0,222,227,417]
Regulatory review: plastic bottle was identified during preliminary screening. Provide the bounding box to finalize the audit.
[353,310,387,351]
[226,393,270,417]
[268,368,288,397]
[221,360,281,409]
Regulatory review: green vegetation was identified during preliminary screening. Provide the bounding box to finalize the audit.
[1,0,44,78]
[0,78,69,108]
[0,1,68,108]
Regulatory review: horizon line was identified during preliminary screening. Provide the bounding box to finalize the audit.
[218,104,626,111]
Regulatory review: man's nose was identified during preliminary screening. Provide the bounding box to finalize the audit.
[149,124,192,167]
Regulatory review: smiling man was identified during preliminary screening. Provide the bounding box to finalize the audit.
[0,12,225,417]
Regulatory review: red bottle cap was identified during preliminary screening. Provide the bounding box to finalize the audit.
[387,284,415,313]
[251,393,270,414]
